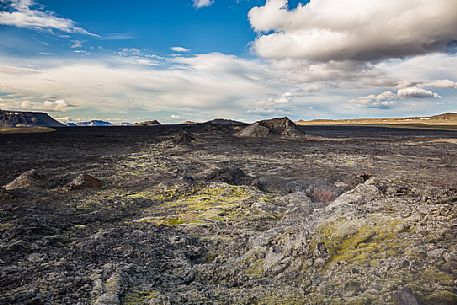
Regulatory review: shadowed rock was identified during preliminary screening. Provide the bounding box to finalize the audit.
[173,130,196,144]
[3,169,49,191]
[394,288,419,305]
[238,117,306,138]
[206,166,252,185]
[65,174,103,191]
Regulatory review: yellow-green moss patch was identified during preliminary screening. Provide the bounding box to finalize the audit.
[315,216,406,265]
[134,184,256,226]
[123,290,159,305]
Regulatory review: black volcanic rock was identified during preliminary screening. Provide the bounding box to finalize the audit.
[238,117,305,138]
[173,130,196,144]
[206,118,246,125]
[135,120,161,126]
[205,166,251,185]
[0,109,64,127]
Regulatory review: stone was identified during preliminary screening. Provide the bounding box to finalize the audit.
[65,174,103,190]
[394,288,419,305]
[3,169,49,190]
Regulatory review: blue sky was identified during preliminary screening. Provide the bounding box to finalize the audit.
[0,0,456,123]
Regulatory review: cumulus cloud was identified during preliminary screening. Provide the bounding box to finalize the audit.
[351,91,398,109]
[0,0,96,35]
[397,87,441,99]
[249,0,457,62]
[353,86,441,109]
[193,0,214,9]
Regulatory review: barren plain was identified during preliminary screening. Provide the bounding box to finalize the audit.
[0,124,456,305]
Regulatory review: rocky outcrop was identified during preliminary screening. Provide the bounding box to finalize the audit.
[3,169,49,191]
[135,120,161,126]
[64,174,103,191]
[0,109,64,127]
[205,166,252,185]
[238,117,306,138]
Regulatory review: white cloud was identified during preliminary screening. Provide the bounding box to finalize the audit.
[0,0,96,36]
[249,0,457,62]
[422,80,457,89]
[351,91,398,109]
[193,0,214,9]
[171,47,190,53]
[3,99,72,112]
[397,87,441,99]
[352,86,441,109]
[170,114,180,119]
[0,53,284,120]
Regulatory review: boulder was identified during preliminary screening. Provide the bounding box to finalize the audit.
[394,288,419,305]
[65,174,102,190]
[3,169,49,191]
[205,166,251,185]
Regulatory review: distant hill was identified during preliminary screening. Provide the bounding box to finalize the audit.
[134,120,161,126]
[206,118,246,125]
[297,113,457,127]
[430,113,457,120]
[0,109,64,127]
[73,120,113,127]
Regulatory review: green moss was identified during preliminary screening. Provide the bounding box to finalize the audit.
[127,188,178,201]
[315,216,405,265]
[246,258,265,278]
[419,290,457,305]
[134,184,255,226]
[123,290,159,305]
[419,267,454,286]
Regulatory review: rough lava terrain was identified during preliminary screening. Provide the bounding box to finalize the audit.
[0,119,456,305]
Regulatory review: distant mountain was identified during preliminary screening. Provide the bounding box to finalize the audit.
[75,120,113,127]
[0,109,64,128]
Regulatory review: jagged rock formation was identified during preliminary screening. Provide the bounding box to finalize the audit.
[238,117,306,138]
[0,109,64,127]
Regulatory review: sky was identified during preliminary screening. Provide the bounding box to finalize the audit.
[0,0,456,124]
